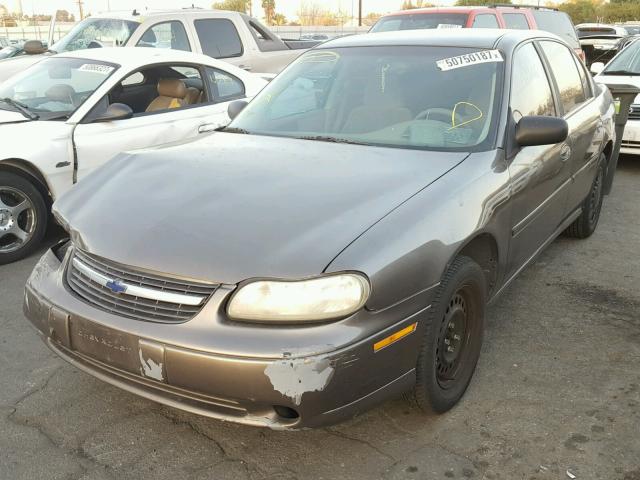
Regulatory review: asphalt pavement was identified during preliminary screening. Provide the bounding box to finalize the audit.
[1,156,639,480]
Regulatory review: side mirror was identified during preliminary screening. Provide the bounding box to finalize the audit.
[23,40,46,55]
[93,103,133,123]
[228,100,248,120]
[515,116,568,147]
[590,62,605,75]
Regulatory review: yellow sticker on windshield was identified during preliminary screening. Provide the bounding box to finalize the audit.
[436,50,503,71]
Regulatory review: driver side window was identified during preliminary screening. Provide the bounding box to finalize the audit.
[510,43,556,121]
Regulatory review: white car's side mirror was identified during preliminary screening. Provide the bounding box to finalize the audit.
[590,62,605,75]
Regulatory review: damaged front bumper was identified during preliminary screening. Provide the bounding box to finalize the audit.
[23,247,431,429]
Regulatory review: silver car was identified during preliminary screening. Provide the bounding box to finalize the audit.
[24,29,615,429]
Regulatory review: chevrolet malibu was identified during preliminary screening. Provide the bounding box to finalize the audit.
[24,30,615,429]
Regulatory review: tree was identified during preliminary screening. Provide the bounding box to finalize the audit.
[455,0,510,5]
[296,1,342,26]
[401,0,434,9]
[363,12,382,26]
[56,10,75,22]
[212,0,250,13]
[557,0,601,25]
[262,0,275,25]
[273,13,287,26]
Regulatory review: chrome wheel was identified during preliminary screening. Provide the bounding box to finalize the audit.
[0,186,37,254]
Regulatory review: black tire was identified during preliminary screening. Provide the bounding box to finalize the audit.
[0,172,48,265]
[411,256,486,414]
[565,154,606,239]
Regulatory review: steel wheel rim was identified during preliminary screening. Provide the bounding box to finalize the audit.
[0,186,36,254]
[436,289,473,389]
[588,167,604,226]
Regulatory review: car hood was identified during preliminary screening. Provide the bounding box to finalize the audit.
[0,109,30,124]
[54,133,468,284]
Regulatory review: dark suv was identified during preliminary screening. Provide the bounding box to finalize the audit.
[371,6,584,60]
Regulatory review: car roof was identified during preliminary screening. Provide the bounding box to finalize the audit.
[381,6,554,16]
[89,8,235,21]
[322,28,560,50]
[53,47,221,69]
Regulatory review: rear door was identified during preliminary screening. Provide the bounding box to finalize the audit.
[538,40,602,213]
[506,41,572,276]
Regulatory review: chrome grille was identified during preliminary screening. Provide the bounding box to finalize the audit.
[629,105,640,120]
[66,249,218,323]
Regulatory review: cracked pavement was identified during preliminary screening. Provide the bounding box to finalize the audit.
[1,156,639,480]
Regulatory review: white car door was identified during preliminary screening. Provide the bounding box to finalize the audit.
[73,103,228,182]
[72,63,243,182]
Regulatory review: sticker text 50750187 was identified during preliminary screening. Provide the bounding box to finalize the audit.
[436,50,503,71]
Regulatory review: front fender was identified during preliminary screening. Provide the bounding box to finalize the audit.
[325,151,512,311]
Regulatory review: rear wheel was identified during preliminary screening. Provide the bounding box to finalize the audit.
[565,154,606,239]
[0,172,47,265]
[411,256,486,414]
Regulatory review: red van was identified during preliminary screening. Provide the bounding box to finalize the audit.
[371,6,584,60]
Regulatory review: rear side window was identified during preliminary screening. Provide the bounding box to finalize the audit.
[137,21,191,51]
[503,13,529,30]
[205,67,245,101]
[472,14,499,29]
[573,54,592,98]
[540,41,586,114]
[510,43,556,120]
[194,19,243,58]
[532,11,579,48]
[370,13,468,32]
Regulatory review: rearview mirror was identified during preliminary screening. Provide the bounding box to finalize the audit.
[23,40,46,55]
[228,100,248,120]
[590,62,605,75]
[515,116,568,147]
[93,103,134,123]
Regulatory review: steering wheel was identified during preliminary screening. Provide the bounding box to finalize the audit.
[415,108,453,123]
[45,84,78,107]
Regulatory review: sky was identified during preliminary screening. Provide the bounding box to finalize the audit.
[9,0,433,20]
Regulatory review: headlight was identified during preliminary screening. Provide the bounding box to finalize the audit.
[227,273,371,323]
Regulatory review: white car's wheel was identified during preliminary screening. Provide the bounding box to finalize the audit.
[0,172,47,264]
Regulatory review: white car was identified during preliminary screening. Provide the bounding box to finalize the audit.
[593,38,640,156]
[0,47,267,264]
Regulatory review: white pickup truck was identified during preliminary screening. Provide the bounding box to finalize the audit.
[0,9,319,82]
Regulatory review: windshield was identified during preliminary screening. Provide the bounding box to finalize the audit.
[371,14,467,32]
[0,46,20,59]
[0,57,117,120]
[604,39,640,74]
[230,46,503,152]
[51,17,139,52]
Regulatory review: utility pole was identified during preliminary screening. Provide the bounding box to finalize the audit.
[358,0,362,26]
[77,0,84,21]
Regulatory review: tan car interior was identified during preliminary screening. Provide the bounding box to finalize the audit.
[145,78,203,112]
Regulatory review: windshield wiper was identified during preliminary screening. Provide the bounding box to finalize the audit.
[602,69,637,75]
[217,126,250,134]
[297,135,370,145]
[0,97,39,120]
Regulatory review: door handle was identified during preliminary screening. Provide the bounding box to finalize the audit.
[198,123,219,134]
[560,143,572,162]
[238,64,252,71]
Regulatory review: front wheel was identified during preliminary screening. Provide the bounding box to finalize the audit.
[564,154,606,239]
[411,256,486,414]
[0,172,48,265]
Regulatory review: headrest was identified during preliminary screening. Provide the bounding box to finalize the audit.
[158,79,187,99]
[45,84,75,103]
[23,40,46,55]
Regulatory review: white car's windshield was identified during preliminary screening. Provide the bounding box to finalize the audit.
[604,39,640,75]
[230,46,503,152]
[0,57,117,120]
[51,17,139,52]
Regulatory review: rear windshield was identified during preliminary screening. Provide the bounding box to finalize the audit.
[577,27,617,38]
[532,11,579,48]
[371,13,468,32]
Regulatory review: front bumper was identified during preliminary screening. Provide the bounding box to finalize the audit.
[621,118,640,155]
[23,248,432,429]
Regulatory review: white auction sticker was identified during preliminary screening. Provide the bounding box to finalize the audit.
[436,50,503,71]
[437,24,463,29]
[78,64,115,75]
